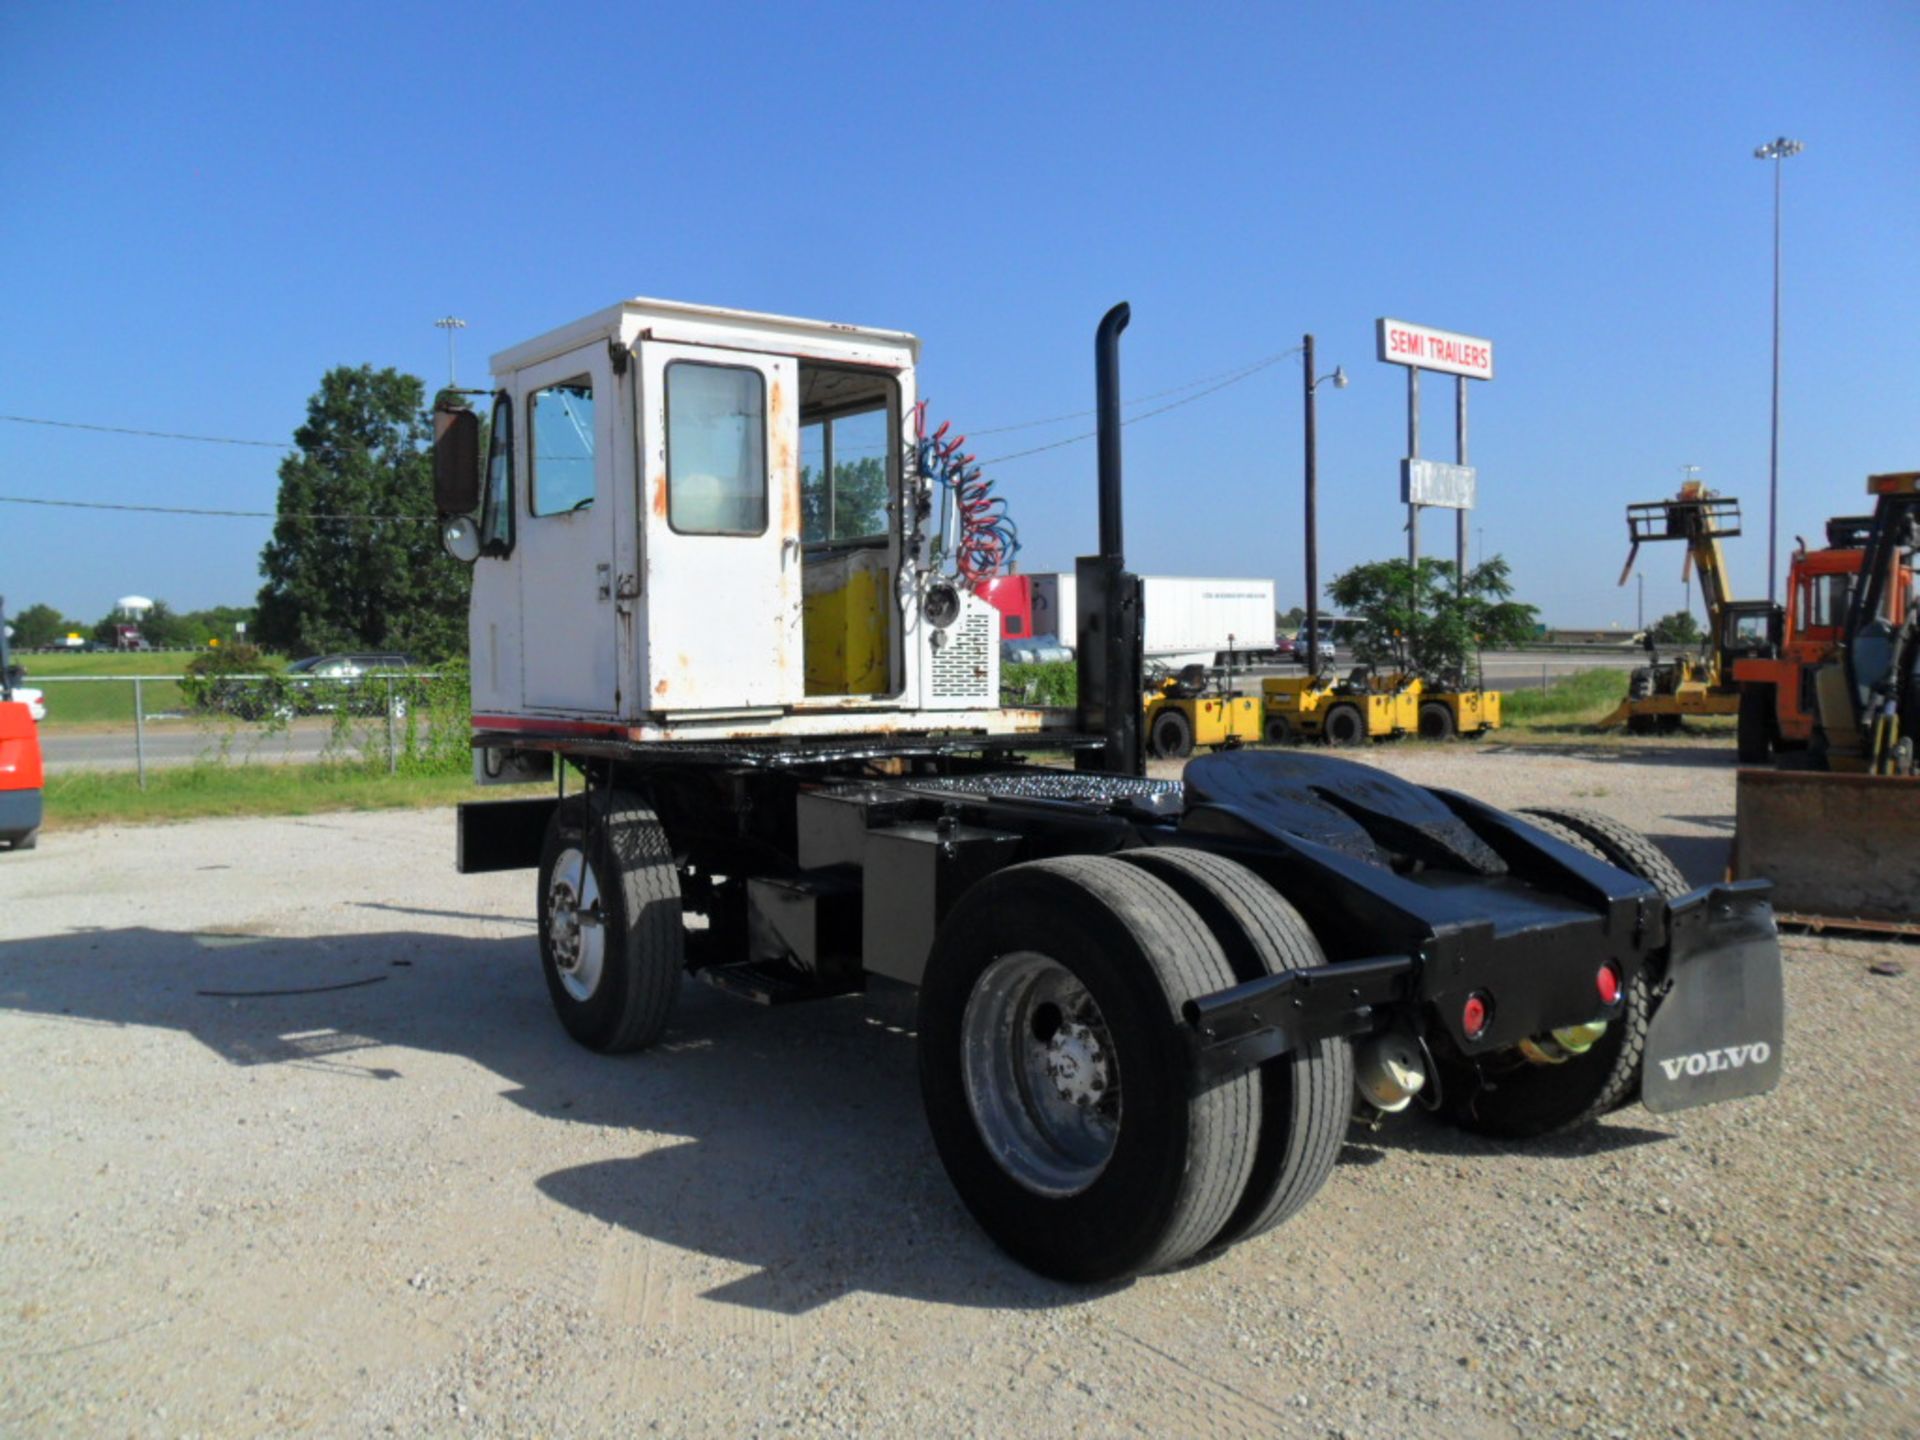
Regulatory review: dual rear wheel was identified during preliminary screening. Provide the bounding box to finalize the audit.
[918,851,1351,1282]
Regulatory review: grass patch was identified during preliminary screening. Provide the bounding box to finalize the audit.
[16,653,207,726]
[1501,667,1629,725]
[1003,660,1077,708]
[43,760,545,830]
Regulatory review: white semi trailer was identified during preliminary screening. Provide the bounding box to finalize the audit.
[1030,573,1278,666]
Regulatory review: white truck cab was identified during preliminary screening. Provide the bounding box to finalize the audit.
[439,298,1040,755]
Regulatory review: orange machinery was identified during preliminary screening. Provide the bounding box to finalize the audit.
[0,597,44,851]
[1731,516,1907,762]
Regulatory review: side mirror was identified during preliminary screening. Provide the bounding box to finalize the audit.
[433,404,481,517]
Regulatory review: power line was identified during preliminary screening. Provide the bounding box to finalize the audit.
[1,345,1298,520]
[979,352,1294,465]
[967,348,1302,435]
[0,494,433,523]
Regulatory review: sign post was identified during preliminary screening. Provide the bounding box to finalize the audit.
[1376,318,1494,620]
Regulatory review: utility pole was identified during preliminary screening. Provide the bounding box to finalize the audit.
[1753,137,1803,605]
[435,316,468,388]
[1300,336,1348,674]
[1455,375,1468,595]
[1304,333,1319,675]
[1637,571,1645,631]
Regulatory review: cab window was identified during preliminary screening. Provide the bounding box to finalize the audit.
[801,404,891,543]
[480,393,514,554]
[667,363,767,534]
[530,380,596,516]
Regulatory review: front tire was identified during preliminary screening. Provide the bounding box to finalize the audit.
[1263,714,1294,746]
[1149,708,1194,759]
[1418,700,1457,741]
[918,857,1259,1282]
[537,788,684,1054]
[1323,704,1365,746]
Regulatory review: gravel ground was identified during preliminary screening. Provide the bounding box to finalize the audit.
[1,741,1915,1438]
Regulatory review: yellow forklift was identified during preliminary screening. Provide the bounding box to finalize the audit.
[1143,663,1262,758]
[1262,663,1500,747]
[1598,482,1774,732]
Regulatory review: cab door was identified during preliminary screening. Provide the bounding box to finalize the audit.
[638,342,802,713]
[516,343,619,713]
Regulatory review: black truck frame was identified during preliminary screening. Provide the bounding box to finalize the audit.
[447,304,1784,1283]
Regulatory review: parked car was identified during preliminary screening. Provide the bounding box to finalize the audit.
[1001,635,1074,665]
[280,652,422,717]
[4,666,45,722]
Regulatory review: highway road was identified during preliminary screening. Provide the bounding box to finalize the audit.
[38,650,1643,772]
[41,720,352,774]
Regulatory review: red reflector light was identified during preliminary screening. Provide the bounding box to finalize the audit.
[1597,963,1622,1006]
[1461,993,1490,1039]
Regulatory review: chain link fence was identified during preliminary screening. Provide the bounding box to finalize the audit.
[31,666,472,788]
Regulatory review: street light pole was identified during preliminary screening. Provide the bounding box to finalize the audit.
[1301,335,1348,675]
[434,315,468,389]
[1754,137,1803,606]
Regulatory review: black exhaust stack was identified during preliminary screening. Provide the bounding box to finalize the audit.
[1076,302,1144,775]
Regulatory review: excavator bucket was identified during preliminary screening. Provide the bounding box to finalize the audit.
[1733,769,1920,932]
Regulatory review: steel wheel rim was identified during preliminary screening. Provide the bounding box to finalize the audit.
[961,951,1122,1197]
[547,845,604,1002]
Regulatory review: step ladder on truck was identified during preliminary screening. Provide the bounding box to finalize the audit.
[433,296,1784,1283]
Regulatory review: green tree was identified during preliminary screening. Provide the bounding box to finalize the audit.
[1276,605,1305,633]
[255,366,468,659]
[139,600,196,649]
[802,455,889,541]
[7,603,72,649]
[177,604,256,648]
[1650,609,1702,645]
[1327,556,1539,683]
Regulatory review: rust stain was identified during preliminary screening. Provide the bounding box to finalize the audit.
[654,678,669,697]
[651,475,668,518]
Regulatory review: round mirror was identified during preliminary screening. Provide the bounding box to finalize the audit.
[925,580,962,630]
[441,515,481,565]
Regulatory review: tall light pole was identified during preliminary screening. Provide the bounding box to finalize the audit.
[434,316,468,388]
[1754,137,1803,605]
[1301,334,1348,674]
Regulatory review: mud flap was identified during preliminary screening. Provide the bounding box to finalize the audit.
[1642,881,1784,1114]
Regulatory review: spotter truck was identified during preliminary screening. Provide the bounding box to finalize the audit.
[434,298,1784,1282]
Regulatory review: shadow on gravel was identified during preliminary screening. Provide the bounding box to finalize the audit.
[1484,740,1737,768]
[1354,1109,1671,1160]
[1650,832,1733,889]
[0,925,1092,1315]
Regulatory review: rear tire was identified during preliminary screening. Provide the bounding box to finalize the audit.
[1263,714,1294,746]
[1737,684,1775,764]
[537,788,684,1054]
[1418,700,1457,741]
[918,856,1259,1282]
[1520,806,1687,899]
[1149,708,1195,760]
[1323,704,1365,747]
[1114,848,1350,1248]
[1438,813,1649,1137]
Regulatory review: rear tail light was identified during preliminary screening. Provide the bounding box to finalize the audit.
[1597,962,1622,1006]
[1461,992,1491,1040]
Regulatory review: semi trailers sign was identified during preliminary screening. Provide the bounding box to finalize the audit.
[1376,319,1495,381]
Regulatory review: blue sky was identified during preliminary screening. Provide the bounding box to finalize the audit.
[2,1,1916,630]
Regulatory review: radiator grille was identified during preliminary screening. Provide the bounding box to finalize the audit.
[930,608,994,704]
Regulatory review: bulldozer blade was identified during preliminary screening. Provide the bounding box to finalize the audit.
[1733,768,1920,931]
